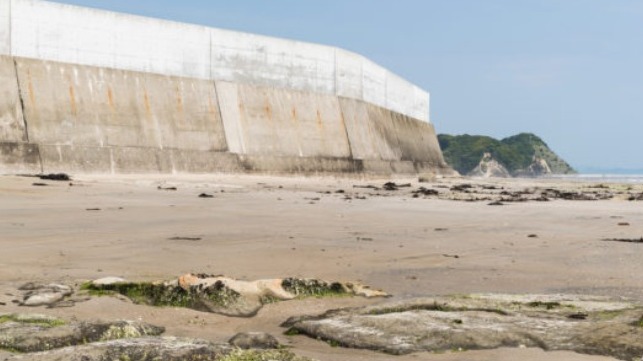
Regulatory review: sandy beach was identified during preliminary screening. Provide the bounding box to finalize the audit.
[1,173,642,361]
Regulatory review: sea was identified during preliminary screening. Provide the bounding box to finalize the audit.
[547,174,643,184]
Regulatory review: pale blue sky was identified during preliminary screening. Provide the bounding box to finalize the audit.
[53,0,643,172]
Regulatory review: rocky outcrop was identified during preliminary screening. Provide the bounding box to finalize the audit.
[438,132,576,177]
[0,314,312,361]
[228,332,280,350]
[6,337,233,361]
[0,313,164,353]
[467,153,511,178]
[514,156,553,177]
[82,274,388,317]
[284,294,643,360]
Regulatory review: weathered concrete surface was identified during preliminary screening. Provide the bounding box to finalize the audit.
[0,49,448,175]
[0,142,40,173]
[0,0,453,176]
[5,0,429,121]
[0,56,25,143]
[285,294,643,360]
[218,82,352,159]
[339,97,449,174]
[0,1,9,56]
[15,57,227,151]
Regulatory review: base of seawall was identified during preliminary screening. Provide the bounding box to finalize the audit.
[0,143,454,177]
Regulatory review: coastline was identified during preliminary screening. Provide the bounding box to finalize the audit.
[1,173,641,361]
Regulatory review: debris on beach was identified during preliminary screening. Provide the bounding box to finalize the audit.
[38,173,71,181]
[81,274,389,317]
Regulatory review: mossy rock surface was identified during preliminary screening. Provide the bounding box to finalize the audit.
[0,315,164,353]
[83,275,385,317]
[286,294,643,360]
[6,337,233,361]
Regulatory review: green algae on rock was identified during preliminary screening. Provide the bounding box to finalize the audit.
[83,274,388,317]
[0,315,164,353]
[284,293,643,360]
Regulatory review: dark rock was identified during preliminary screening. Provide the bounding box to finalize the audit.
[604,238,643,244]
[412,187,439,196]
[488,201,504,206]
[383,182,412,191]
[198,193,214,198]
[168,237,202,241]
[38,173,71,181]
[229,332,280,349]
[450,184,474,192]
[157,186,178,191]
[32,183,48,187]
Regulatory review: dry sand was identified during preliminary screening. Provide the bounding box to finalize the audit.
[1,173,642,360]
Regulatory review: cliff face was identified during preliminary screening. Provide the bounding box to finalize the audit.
[467,153,511,178]
[438,133,575,178]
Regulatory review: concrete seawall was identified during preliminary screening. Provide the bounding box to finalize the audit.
[0,0,451,176]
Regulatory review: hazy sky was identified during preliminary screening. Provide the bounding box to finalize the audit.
[52,0,643,172]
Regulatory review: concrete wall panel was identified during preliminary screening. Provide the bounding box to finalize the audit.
[339,98,400,161]
[0,55,25,142]
[16,57,227,151]
[216,81,245,154]
[233,84,351,159]
[39,144,112,174]
[339,97,446,168]
[6,0,429,121]
[361,61,387,110]
[11,0,211,79]
[335,49,363,99]
[0,0,10,55]
[0,142,40,173]
[210,29,336,95]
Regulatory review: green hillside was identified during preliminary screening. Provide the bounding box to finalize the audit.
[438,133,576,176]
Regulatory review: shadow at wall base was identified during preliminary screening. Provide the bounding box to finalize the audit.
[0,143,453,177]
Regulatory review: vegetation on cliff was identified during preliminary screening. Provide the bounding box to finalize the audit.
[438,133,576,176]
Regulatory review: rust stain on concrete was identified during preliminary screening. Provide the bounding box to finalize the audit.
[316,109,324,130]
[26,70,36,106]
[143,88,152,118]
[176,85,184,113]
[68,84,77,116]
[107,87,115,110]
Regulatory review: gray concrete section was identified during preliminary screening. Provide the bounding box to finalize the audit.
[339,98,401,161]
[238,155,360,174]
[39,144,112,174]
[0,56,25,142]
[5,0,429,121]
[15,57,228,151]
[216,81,245,155]
[210,28,336,95]
[11,0,212,80]
[387,110,445,164]
[339,97,448,170]
[0,141,40,173]
[229,84,352,159]
[0,0,9,55]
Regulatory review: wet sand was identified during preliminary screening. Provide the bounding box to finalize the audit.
[1,173,642,360]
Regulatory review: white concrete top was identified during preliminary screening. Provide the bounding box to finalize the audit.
[0,0,430,121]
